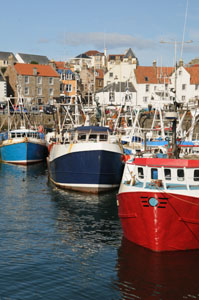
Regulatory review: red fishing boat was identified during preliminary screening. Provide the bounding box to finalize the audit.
[117,156,199,251]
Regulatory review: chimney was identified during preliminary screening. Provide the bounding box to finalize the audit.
[33,67,37,76]
[8,54,15,66]
[179,58,183,67]
[153,60,157,68]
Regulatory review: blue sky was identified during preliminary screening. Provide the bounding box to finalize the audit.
[1,0,199,66]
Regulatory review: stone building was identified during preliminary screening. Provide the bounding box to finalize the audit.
[4,60,60,105]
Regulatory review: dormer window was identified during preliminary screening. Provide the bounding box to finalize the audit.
[145,77,149,81]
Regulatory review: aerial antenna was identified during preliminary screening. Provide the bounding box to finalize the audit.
[180,0,189,59]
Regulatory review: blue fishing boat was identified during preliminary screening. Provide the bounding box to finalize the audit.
[0,127,48,165]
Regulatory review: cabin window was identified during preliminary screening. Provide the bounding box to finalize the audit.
[194,169,199,181]
[99,134,107,141]
[164,168,171,180]
[78,134,86,141]
[177,169,184,181]
[138,167,144,179]
[151,168,158,180]
[89,134,97,141]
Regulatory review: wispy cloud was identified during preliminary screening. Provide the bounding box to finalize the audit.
[59,32,156,51]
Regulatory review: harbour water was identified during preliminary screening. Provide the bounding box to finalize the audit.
[1,162,199,300]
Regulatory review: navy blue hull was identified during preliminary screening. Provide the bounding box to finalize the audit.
[48,150,124,191]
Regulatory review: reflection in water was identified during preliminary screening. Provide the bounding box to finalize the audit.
[50,186,122,249]
[116,237,199,299]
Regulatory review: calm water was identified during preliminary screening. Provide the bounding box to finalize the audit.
[0,162,199,300]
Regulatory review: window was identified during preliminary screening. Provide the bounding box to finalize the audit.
[66,73,72,80]
[66,84,72,92]
[146,84,149,92]
[151,168,158,180]
[182,96,186,101]
[37,87,42,95]
[164,168,171,180]
[24,76,29,84]
[37,77,42,84]
[89,134,97,141]
[109,92,115,102]
[78,134,86,141]
[49,88,54,96]
[182,84,186,90]
[49,77,53,85]
[99,134,107,141]
[145,77,149,81]
[24,87,29,95]
[177,169,184,181]
[195,85,199,90]
[109,72,113,78]
[179,71,182,76]
[138,167,144,179]
[194,169,199,181]
[143,97,148,103]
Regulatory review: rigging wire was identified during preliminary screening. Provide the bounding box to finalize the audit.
[180,0,189,59]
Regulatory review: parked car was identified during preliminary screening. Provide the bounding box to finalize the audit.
[31,106,40,114]
[43,105,56,114]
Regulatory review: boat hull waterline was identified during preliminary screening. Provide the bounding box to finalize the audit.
[0,140,48,165]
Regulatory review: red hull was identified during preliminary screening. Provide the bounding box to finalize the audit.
[117,190,199,251]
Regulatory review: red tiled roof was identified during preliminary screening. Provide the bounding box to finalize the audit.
[135,66,174,84]
[14,63,59,77]
[135,66,159,84]
[185,66,199,84]
[54,61,65,69]
[84,50,101,56]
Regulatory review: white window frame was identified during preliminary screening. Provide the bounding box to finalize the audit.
[49,77,54,85]
[49,88,54,96]
[37,77,42,84]
[37,87,42,96]
[66,84,72,92]
[24,76,29,84]
[24,87,29,95]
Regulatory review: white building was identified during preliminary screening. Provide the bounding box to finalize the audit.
[95,81,137,108]
[0,74,7,101]
[104,48,138,86]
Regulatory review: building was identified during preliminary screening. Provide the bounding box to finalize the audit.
[54,61,77,103]
[5,61,60,105]
[0,71,7,101]
[15,53,50,65]
[0,51,17,69]
[104,48,138,86]
[96,81,136,107]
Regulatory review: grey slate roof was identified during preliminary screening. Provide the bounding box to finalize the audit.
[75,53,91,59]
[97,81,136,93]
[124,48,136,59]
[0,51,16,61]
[17,53,50,64]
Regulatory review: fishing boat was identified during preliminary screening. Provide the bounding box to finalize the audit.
[47,125,124,193]
[0,127,48,165]
[0,95,48,165]
[117,155,199,251]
